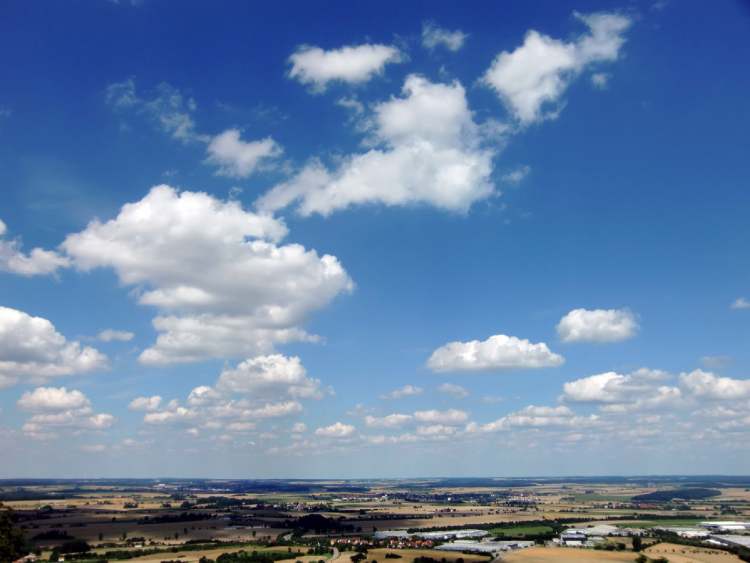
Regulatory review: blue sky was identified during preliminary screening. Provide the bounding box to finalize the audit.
[1,0,749,478]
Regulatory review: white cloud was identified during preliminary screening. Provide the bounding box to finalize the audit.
[257,75,497,216]
[381,384,423,399]
[364,413,413,428]
[0,306,108,388]
[206,129,282,178]
[437,383,469,398]
[18,387,114,439]
[731,297,750,310]
[473,404,598,432]
[61,186,352,364]
[557,308,638,343]
[216,354,323,399]
[414,408,468,424]
[680,369,750,400]
[141,354,321,441]
[144,406,197,425]
[291,422,307,433]
[482,11,632,124]
[336,96,365,116]
[416,424,458,437]
[0,220,70,276]
[97,329,134,342]
[422,22,468,52]
[562,368,668,403]
[128,396,162,412]
[591,72,610,89]
[501,165,531,185]
[315,421,356,438]
[427,334,564,372]
[106,81,281,179]
[288,44,402,91]
[561,368,681,413]
[187,385,221,406]
[106,79,207,143]
[18,387,90,412]
[251,401,303,418]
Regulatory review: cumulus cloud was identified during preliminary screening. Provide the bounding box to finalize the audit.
[482,11,632,124]
[381,384,423,399]
[364,413,413,428]
[288,44,402,91]
[0,220,70,276]
[128,396,162,412]
[561,368,682,414]
[257,75,497,216]
[141,354,321,442]
[731,297,750,310]
[414,408,468,424]
[18,387,90,412]
[680,369,750,400]
[206,129,282,178]
[106,80,283,177]
[437,383,469,398]
[18,387,114,439]
[427,334,564,372]
[97,329,134,342]
[472,404,598,432]
[562,368,668,403]
[422,22,468,52]
[216,354,323,399]
[61,186,352,364]
[315,421,356,438]
[557,308,638,343]
[0,306,108,388]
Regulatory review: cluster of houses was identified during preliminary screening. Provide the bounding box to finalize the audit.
[372,529,535,556]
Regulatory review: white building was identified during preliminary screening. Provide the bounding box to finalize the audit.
[700,521,750,533]
[435,539,534,554]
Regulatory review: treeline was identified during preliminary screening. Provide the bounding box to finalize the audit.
[137,511,215,524]
[198,549,319,563]
[284,514,354,534]
[632,488,721,502]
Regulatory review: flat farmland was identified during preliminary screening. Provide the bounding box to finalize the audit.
[364,548,490,563]
[502,547,639,562]
[644,543,745,563]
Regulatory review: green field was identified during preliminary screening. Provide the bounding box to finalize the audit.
[489,525,554,538]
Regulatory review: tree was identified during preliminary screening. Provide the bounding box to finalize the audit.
[632,535,643,552]
[0,504,27,561]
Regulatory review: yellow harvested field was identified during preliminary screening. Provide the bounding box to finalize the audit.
[363,548,490,563]
[503,547,638,562]
[122,546,311,562]
[644,543,744,563]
